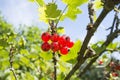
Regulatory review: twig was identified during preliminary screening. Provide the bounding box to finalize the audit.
[88,0,95,24]
[108,5,120,34]
[9,46,17,80]
[53,53,57,80]
[78,29,120,77]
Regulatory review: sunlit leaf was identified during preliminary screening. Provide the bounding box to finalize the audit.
[60,40,81,62]
[20,56,30,65]
[40,52,53,60]
[62,0,88,7]
[57,27,65,34]
[64,7,82,20]
[94,0,103,10]
[45,3,61,19]
[36,0,44,6]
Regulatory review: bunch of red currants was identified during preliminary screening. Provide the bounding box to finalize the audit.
[41,32,74,55]
[109,61,120,77]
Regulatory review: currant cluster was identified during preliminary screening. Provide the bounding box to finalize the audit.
[109,61,120,77]
[41,32,74,55]
[98,60,103,65]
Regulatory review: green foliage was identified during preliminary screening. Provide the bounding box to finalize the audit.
[60,40,81,62]
[61,0,88,20]
[38,3,61,22]
[45,3,61,19]
[94,0,103,9]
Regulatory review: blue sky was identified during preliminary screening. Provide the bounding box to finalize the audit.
[0,0,119,43]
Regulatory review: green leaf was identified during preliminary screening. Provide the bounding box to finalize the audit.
[28,0,34,2]
[57,27,65,34]
[24,72,34,80]
[20,56,30,65]
[29,0,44,6]
[18,36,26,46]
[64,7,82,20]
[62,0,88,8]
[57,72,65,80]
[36,0,44,6]
[60,40,81,62]
[45,3,61,19]
[94,0,103,10]
[40,52,53,60]
[0,46,3,49]
[39,3,61,22]
[61,0,87,20]
[20,49,29,55]
[107,42,118,49]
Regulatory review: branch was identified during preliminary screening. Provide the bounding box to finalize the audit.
[78,29,120,77]
[9,46,18,80]
[64,0,119,79]
[88,1,95,24]
[64,8,110,80]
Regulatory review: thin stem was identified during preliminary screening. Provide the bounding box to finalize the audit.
[88,1,95,24]
[49,20,57,80]
[34,0,41,7]
[9,47,17,80]
[55,5,68,27]
[53,53,57,80]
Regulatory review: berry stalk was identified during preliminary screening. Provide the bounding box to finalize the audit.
[49,20,57,80]
[53,53,57,80]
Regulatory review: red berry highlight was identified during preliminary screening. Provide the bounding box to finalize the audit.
[112,72,119,77]
[65,36,70,42]
[41,42,50,51]
[58,35,67,47]
[51,42,60,52]
[98,60,103,65]
[51,33,59,42]
[60,47,69,55]
[41,32,51,42]
[67,41,74,48]
[115,65,120,70]
[109,61,115,67]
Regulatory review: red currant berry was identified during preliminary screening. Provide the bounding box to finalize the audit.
[65,36,70,42]
[41,42,50,51]
[58,35,67,47]
[51,42,60,52]
[115,65,120,70]
[60,47,69,55]
[51,33,59,42]
[112,72,119,77]
[67,41,74,48]
[98,60,103,65]
[41,32,51,42]
[109,61,115,67]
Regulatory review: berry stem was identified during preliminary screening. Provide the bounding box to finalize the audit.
[49,20,57,80]
[9,45,18,80]
[53,52,57,80]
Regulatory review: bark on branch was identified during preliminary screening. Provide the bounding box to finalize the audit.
[64,0,120,79]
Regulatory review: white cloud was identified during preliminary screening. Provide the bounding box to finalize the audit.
[0,0,40,27]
